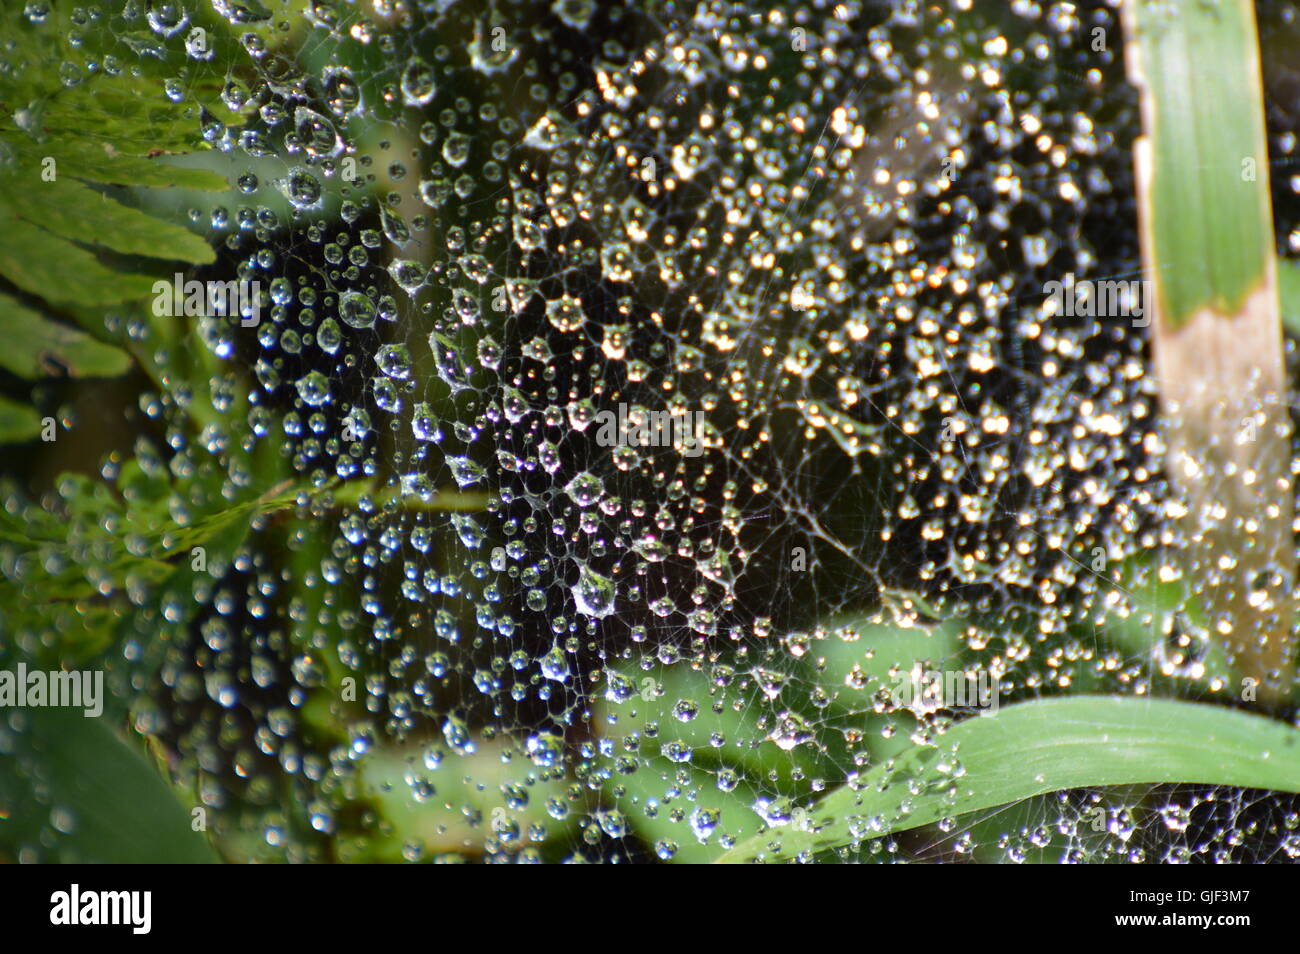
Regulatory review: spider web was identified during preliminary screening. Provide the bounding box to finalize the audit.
[50,0,1300,862]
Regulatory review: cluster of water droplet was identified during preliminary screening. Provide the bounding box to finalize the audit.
[12,0,1300,862]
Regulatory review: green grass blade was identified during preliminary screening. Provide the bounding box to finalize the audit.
[0,393,42,444]
[1124,0,1271,327]
[717,696,1300,863]
[1124,0,1295,703]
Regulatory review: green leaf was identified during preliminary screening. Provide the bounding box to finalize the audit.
[5,178,214,264]
[0,291,130,378]
[0,394,42,444]
[0,707,216,863]
[717,695,1300,863]
[33,139,230,191]
[0,213,156,305]
[0,9,232,343]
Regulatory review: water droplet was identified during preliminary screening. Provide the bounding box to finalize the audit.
[338,290,376,329]
[571,564,615,618]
